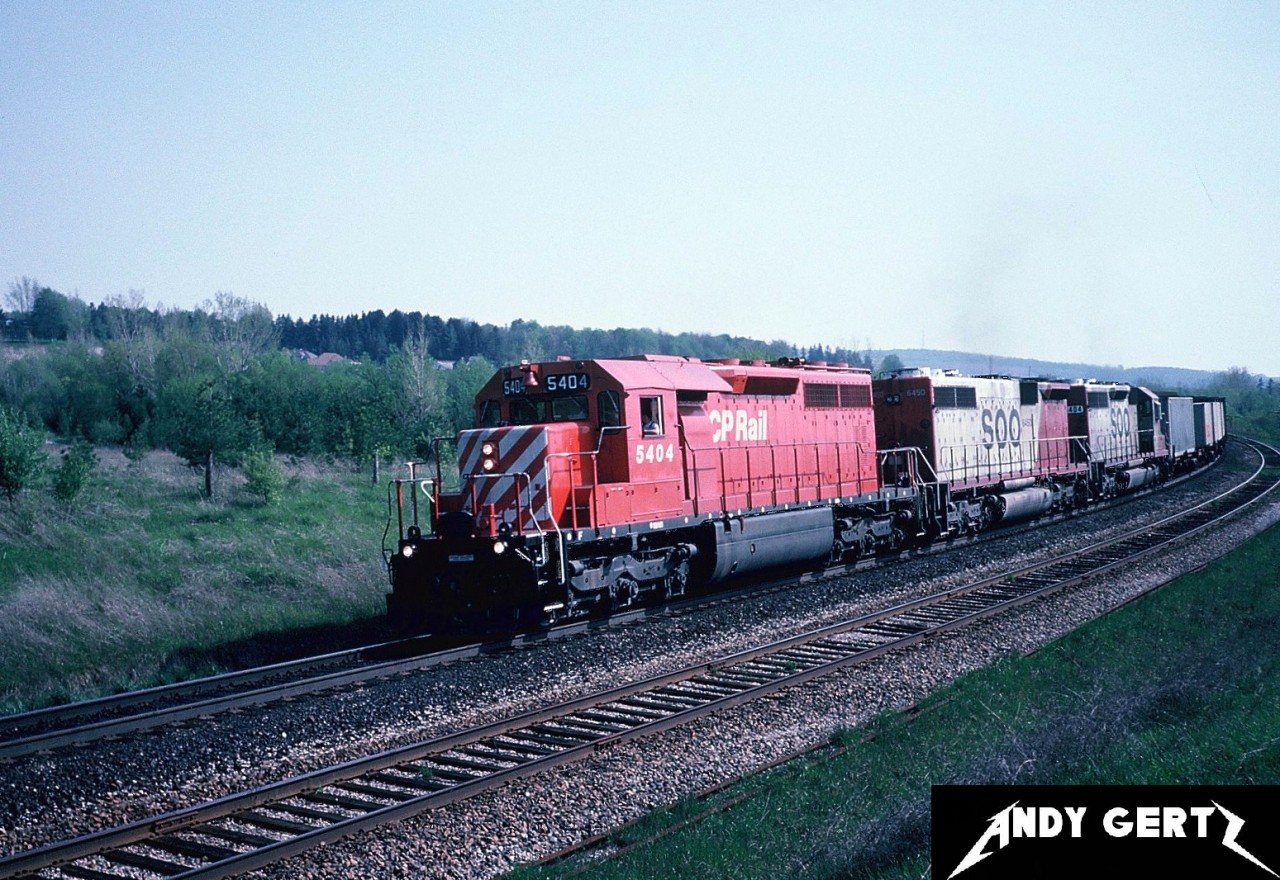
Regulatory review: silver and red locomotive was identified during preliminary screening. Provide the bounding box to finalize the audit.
[386,356,1225,636]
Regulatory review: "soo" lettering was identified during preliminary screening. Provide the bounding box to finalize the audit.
[1109,406,1132,438]
[981,407,1023,450]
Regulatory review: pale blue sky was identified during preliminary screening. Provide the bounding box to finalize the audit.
[2,2,1277,374]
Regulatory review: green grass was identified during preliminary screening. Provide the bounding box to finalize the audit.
[517,520,1280,880]
[0,449,392,713]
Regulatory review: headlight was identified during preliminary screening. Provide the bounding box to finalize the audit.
[481,442,496,456]
[482,458,496,471]
[401,544,415,558]
[492,540,507,555]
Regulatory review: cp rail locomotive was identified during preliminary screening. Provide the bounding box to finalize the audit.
[384,355,1226,636]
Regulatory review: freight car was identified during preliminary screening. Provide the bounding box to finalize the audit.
[1159,394,1227,468]
[384,355,1224,636]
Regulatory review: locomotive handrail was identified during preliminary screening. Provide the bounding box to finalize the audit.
[430,434,450,494]
[543,452,591,537]
[924,428,1163,489]
[940,440,1034,487]
[544,435,621,584]
[525,424,625,585]
[516,464,566,584]
[387,461,439,541]
[876,446,936,488]
[459,470,542,541]
[1033,432,1077,474]
[686,438,875,513]
[408,462,422,530]
[1070,435,1090,467]
[930,432,1100,488]
[545,451,587,530]
[1068,429,1151,470]
[415,477,435,532]
[543,424,629,534]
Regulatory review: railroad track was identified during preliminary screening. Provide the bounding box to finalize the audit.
[0,571,866,760]
[3,437,1274,880]
[0,445,1228,760]
[0,638,413,758]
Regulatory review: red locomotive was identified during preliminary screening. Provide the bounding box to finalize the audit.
[388,356,894,633]
[385,356,1225,636]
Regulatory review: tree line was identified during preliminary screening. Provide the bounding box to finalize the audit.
[1,277,871,368]
[0,283,496,500]
[0,278,871,501]
[3,277,1274,504]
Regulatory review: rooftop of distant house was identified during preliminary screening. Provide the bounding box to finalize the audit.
[291,350,349,367]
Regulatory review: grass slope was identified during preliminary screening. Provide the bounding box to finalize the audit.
[0,449,390,713]
[520,521,1280,880]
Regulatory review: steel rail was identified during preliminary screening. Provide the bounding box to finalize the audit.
[0,444,1226,759]
[0,600,708,760]
[2,438,1272,880]
[0,636,429,744]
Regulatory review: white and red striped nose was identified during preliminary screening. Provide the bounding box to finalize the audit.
[456,426,551,532]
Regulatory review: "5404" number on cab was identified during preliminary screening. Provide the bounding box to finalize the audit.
[635,443,675,465]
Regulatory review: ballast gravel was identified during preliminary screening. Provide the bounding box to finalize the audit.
[2,451,1276,880]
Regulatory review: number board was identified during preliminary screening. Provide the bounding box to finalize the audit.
[545,372,591,393]
[502,378,525,397]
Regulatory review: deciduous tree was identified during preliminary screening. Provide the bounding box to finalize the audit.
[204,292,277,373]
[155,374,252,498]
[4,277,40,314]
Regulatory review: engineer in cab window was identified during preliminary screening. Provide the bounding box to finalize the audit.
[641,397,661,436]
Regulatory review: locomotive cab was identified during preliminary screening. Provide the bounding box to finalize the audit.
[388,358,719,633]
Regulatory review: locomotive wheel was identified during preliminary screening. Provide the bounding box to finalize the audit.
[829,540,847,565]
[664,562,689,600]
[612,574,638,610]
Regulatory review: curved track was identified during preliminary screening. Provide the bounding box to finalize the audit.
[0,446,1228,760]
[3,437,1274,880]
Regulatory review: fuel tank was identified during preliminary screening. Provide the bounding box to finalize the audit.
[990,487,1054,524]
[708,507,835,582]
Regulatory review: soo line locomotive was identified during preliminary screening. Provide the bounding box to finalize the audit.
[385,355,1226,635]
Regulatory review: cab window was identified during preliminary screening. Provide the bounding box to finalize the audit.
[478,399,503,428]
[640,396,664,436]
[508,395,591,425]
[598,390,622,428]
[550,395,588,421]
[509,398,541,425]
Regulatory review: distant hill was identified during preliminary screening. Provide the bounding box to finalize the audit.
[865,348,1221,391]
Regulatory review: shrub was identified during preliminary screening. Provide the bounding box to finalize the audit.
[53,440,98,506]
[0,406,47,500]
[243,446,285,503]
[88,417,125,445]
